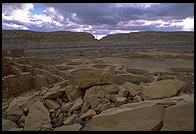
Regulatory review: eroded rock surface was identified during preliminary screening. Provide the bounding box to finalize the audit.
[83,103,165,131]
[76,66,115,89]
[24,100,51,131]
[2,46,194,131]
[141,79,187,100]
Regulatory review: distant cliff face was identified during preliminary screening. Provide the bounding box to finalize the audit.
[2,30,96,44]
[2,30,194,52]
[100,31,194,42]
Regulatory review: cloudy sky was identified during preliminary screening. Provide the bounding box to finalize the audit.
[2,3,194,39]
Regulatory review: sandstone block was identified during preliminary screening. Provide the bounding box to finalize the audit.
[54,124,82,131]
[65,85,83,101]
[76,66,115,89]
[69,98,83,112]
[63,114,78,125]
[161,96,194,131]
[45,99,60,110]
[24,100,51,131]
[80,109,96,120]
[141,79,187,100]
[2,119,18,131]
[83,103,165,131]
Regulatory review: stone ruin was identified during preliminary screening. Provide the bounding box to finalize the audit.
[2,50,194,131]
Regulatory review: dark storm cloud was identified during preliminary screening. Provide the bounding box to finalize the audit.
[2,3,194,39]
[42,3,194,25]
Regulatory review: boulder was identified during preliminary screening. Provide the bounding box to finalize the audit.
[161,94,194,131]
[42,85,66,100]
[94,103,114,114]
[8,128,23,131]
[65,85,83,101]
[56,98,63,105]
[122,81,141,97]
[81,102,90,114]
[45,99,60,110]
[83,85,119,110]
[24,100,51,131]
[54,124,82,131]
[117,86,129,97]
[83,103,165,131]
[69,98,83,112]
[5,95,37,122]
[80,109,96,120]
[76,66,115,89]
[63,114,78,125]
[6,105,23,122]
[55,108,62,118]
[83,86,102,109]
[115,97,127,107]
[62,102,72,113]
[2,119,18,131]
[102,84,119,94]
[133,95,142,103]
[141,79,187,100]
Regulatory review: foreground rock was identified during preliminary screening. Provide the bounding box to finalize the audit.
[63,114,78,125]
[83,93,194,131]
[80,109,96,120]
[141,79,187,100]
[83,85,119,110]
[76,66,115,89]
[121,81,141,97]
[45,99,60,110]
[161,94,194,131]
[24,100,51,131]
[83,102,165,131]
[2,119,18,131]
[65,85,83,101]
[54,124,82,131]
[5,95,37,122]
[69,98,83,112]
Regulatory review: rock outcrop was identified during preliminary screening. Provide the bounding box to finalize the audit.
[54,124,82,131]
[24,100,51,131]
[83,103,165,131]
[2,119,18,131]
[2,54,194,131]
[76,66,115,89]
[141,79,187,100]
[161,94,194,131]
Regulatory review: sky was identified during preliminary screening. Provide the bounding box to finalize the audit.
[2,3,194,40]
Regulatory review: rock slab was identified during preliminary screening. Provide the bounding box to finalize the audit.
[77,66,115,89]
[83,102,165,131]
[141,79,187,100]
[24,100,51,131]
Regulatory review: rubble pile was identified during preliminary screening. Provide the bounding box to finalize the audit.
[2,50,194,131]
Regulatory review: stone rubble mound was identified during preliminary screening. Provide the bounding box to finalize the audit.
[2,53,194,131]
